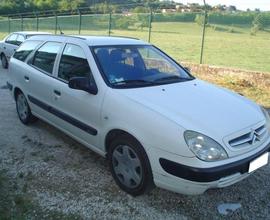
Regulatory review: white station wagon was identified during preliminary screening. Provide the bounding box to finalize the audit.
[7,35,270,196]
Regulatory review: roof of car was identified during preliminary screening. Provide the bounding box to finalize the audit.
[28,35,149,46]
[14,31,51,36]
[80,35,148,46]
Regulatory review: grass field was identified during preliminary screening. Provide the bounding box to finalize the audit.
[0,17,269,73]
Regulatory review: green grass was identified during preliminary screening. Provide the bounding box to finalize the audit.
[0,19,269,73]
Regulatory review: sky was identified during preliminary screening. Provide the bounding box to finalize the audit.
[174,0,270,11]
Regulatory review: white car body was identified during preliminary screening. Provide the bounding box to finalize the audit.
[7,35,270,195]
[0,31,50,67]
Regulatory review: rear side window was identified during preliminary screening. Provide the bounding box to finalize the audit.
[16,35,25,46]
[6,34,18,45]
[32,42,62,74]
[13,40,42,62]
[58,44,91,81]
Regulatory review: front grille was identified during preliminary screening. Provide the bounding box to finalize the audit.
[229,125,268,148]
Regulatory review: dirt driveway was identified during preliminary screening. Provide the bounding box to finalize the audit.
[0,67,270,220]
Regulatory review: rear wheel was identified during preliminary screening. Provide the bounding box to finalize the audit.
[16,92,37,124]
[108,134,154,196]
[1,54,8,69]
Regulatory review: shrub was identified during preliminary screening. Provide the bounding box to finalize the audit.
[250,13,266,35]
[135,14,149,30]
[250,25,259,35]
[195,14,207,26]
[228,26,235,33]
[113,16,134,29]
[252,14,265,31]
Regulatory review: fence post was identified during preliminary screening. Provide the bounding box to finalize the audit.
[200,0,207,64]
[55,12,58,34]
[36,13,39,31]
[21,15,24,31]
[78,9,82,35]
[148,9,152,43]
[108,12,112,36]
[8,16,10,33]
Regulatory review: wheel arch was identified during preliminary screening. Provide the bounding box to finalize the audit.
[105,128,155,195]
[105,129,144,156]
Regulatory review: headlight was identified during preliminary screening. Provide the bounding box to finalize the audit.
[261,107,270,132]
[184,131,228,162]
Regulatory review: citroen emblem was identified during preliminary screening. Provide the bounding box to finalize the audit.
[250,130,260,145]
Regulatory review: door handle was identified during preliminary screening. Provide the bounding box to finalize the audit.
[54,90,61,96]
[24,76,29,82]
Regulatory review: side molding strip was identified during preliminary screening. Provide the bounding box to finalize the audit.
[28,95,98,136]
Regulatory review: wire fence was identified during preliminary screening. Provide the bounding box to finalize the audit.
[0,7,269,73]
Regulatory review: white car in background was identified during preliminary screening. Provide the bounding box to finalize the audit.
[0,31,50,69]
[7,35,270,196]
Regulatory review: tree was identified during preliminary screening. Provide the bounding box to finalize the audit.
[58,0,86,11]
[32,0,58,11]
[132,6,149,13]
[227,5,237,12]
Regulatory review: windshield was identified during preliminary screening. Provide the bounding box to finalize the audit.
[93,45,194,88]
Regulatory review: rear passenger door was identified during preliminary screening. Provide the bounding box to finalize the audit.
[51,43,102,149]
[27,41,64,121]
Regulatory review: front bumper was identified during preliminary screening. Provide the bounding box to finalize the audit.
[148,141,270,195]
[159,143,270,182]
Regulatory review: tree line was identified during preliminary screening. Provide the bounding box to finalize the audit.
[0,0,159,15]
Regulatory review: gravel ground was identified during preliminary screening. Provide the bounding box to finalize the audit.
[0,67,270,220]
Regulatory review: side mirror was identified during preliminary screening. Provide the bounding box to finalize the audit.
[184,67,191,73]
[68,77,98,95]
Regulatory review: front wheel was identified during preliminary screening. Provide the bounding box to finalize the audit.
[108,135,154,196]
[16,92,37,124]
[1,54,8,69]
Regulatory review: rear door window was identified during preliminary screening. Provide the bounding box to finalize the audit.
[16,34,25,46]
[13,40,42,62]
[32,42,62,74]
[58,44,91,82]
[6,34,18,45]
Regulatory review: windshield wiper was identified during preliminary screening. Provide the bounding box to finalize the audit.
[154,75,191,82]
[112,79,155,86]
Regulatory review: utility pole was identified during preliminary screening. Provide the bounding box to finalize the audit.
[200,0,207,64]
[148,9,152,43]
[78,9,82,35]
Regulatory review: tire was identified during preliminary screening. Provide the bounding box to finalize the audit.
[108,134,154,196]
[1,54,8,69]
[15,91,37,124]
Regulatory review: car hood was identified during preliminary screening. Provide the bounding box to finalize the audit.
[115,79,264,141]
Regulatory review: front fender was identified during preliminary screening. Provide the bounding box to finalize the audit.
[100,89,194,158]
